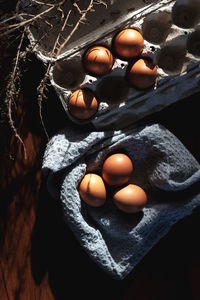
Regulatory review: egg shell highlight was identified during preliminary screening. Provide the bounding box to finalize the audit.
[78,173,107,207]
[113,28,144,59]
[113,184,147,213]
[83,46,114,76]
[68,89,98,120]
[127,58,158,89]
[102,153,133,187]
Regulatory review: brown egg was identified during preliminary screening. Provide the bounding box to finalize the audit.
[68,89,98,120]
[83,46,114,75]
[113,184,147,213]
[127,58,158,89]
[102,153,133,187]
[78,173,106,207]
[113,28,144,59]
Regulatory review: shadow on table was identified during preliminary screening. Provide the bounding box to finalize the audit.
[31,179,131,300]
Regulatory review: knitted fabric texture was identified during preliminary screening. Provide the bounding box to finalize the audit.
[42,123,200,279]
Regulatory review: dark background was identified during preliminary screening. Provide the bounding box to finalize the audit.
[0,1,200,299]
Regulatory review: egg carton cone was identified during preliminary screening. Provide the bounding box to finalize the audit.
[17,0,200,130]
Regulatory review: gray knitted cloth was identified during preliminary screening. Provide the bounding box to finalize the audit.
[42,123,200,280]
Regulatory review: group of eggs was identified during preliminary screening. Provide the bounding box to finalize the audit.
[78,153,147,214]
[67,28,158,121]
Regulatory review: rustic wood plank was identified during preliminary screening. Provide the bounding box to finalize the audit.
[0,91,55,299]
[0,262,9,300]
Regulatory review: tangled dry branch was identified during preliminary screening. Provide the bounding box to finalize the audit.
[0,0,113,159]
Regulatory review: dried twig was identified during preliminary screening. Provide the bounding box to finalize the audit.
[1,0,109,158]
[0,0,65,37]
[5,29,27,159]
[56,0,95,57]
[36,8,72,141]
[0,7,54,37]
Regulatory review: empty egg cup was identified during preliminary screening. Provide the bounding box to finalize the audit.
[171,0,200,29]
[186,29,200,57]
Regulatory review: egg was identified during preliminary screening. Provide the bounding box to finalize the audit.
[68,89,98,120]
[113,184,147,213]
[102,153,133,187]
[127,58,158,89]
[83,46,114,76]
[113,28,144,59]
[78,173,106,207]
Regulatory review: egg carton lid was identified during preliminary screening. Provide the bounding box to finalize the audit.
[92,61,200,130]
[17,0,175,62]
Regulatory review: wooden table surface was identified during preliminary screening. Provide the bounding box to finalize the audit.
[0,51,200,300]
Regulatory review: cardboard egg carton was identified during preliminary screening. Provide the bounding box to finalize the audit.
[18,0,200,129]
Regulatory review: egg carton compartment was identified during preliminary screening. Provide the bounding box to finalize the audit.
[18,0,200,129]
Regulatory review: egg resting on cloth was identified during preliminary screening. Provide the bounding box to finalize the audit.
[42,123,200,280]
